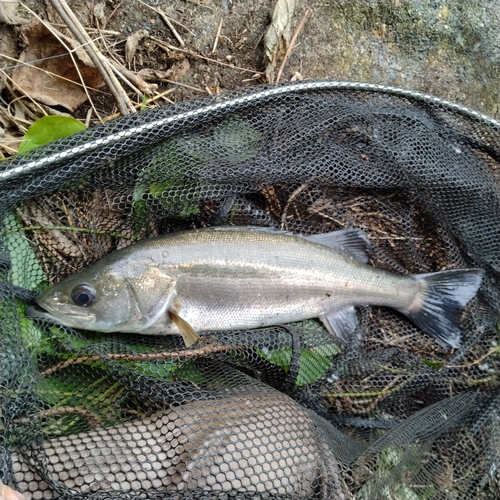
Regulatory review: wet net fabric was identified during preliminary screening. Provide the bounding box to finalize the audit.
[1,81,499,499]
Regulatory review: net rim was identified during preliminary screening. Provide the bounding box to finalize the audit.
[1,79,499,183]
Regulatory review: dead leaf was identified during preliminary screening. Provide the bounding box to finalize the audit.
[11,19,105,111]
[109,60,157,95]
[0,131,23,156]
[0,21,20,94]
[0,0,25,25]
[137,68,173,82]
[93,2,106,26]
[169,58,190,80]
[138,57,190,82]
[263,0,296,82]
[290,71,304,81]
[125,29,149,65]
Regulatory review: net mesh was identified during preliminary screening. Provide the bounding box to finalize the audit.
[1,81,499,499]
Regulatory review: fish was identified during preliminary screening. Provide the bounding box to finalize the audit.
[6,393,349,499]
[0,481,24,500]
[26,226,484,348]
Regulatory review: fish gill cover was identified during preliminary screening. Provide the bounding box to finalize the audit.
[0,81,499,499]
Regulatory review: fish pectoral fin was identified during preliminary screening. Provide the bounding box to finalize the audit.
[305,228,372,263]
[168,310,200,348]
[320,307,359,343]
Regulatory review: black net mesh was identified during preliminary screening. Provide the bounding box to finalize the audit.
[1,81,499,499]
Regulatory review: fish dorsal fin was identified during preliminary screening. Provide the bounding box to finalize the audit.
[320,307,359,343]
[204,225,371,262]
[305,228,372,263]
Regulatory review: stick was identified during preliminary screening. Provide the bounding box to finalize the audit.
[48,0,135,116]
[41,344,241,376]
[158,7,185,46]
[275,9,312,84]
[212,17,223,54]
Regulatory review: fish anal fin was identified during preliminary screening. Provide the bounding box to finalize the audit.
[305,229,372,263]
[169,310,200,348]
[320,307,358,343]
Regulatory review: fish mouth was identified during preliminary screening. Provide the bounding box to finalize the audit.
[26,303,94,325]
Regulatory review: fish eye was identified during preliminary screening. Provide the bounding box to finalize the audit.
[70,284,96,307]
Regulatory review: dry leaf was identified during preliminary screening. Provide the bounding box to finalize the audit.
[0,0,24,25]
[93,2,106,26]
[11,19,105,112]
[137,68,173,82]
[125,29,149,65]
[169,58,190,80]
[138,57,190,82]
[0,129,23,156]
[109,60,157,95]
[263,0,296,82]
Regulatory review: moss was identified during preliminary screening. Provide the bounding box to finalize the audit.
[312,0,499,116]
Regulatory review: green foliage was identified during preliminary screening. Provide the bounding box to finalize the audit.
[4,213,48,289]
[18,116,86,154]
[132,116,261,223]
[357,446,437,500]
[422,359,444,369]
[258,341,341,386]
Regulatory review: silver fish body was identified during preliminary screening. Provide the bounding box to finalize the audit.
[28,227,483,347]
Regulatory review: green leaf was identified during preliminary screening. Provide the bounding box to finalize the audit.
[257,342,341,386]
[18,116,86,154]
[132,117,261,224]
[422,359,444,369]
[4,213,48,289]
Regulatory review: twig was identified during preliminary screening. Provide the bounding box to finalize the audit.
[133,65,206,93]
[161,15,195,36]
[104,0,122,29]
[50,23,121,35]
[158,7,186,46]
[280,181,313,229]
[445,344,500,369]
[8,406,103,428]
[275,8,312,84]
[212,16,223,53]
[136,0,193,39]
[85,107,92,127]
[152,37,261,75]
[41,344,241,376]
[48,0,135,116]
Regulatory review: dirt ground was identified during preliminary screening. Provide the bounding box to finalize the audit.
[1,0,499,152]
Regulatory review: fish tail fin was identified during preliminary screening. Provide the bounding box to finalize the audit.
[403,269,484,348]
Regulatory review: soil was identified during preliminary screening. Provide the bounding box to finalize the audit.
[2,0,500,135]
